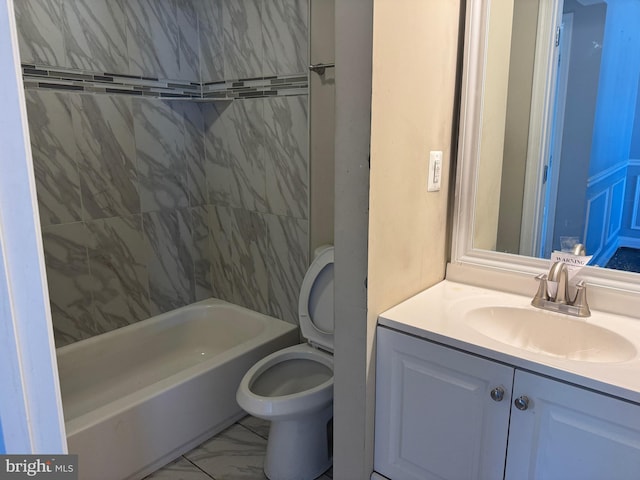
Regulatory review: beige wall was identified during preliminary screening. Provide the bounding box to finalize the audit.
[363,0,461,473]
[369,0,460,315]
[474,0,515,250]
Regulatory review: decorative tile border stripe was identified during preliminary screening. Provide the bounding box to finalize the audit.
[22,64,308,101]
[22,64,201,98]
[201,74,308,99]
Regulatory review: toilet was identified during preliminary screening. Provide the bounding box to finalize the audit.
[236,245,335,480]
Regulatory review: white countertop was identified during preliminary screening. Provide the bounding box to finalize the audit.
[378,280,640,404]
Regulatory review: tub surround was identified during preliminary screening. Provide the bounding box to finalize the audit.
[379,280,640,403]
[33,90,309,347]
[14,0,308,86]
[19,0,307,102]
[21,63,308,100]
[16,0,310,347]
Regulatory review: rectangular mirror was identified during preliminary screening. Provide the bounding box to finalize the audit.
[459,0,640,278]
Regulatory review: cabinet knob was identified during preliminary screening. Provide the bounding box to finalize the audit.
[490,386,505,402]
[514,395,529,411]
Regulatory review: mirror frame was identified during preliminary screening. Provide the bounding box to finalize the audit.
[450,0,640,306]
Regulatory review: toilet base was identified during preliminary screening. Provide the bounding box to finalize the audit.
[264,404,333,480]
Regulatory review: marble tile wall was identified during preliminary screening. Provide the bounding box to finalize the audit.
[200,0,308,82]
[16,0,309,85]
[30,89,213,346]
[204,95,309,325]
[20,0,310,346]
[15,0,199,82]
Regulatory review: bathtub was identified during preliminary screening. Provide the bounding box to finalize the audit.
[56,298,299,480]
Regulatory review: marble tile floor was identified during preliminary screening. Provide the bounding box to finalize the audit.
[145,416,333,480]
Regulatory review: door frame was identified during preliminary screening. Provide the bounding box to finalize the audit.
[540,12,574,258]
[519,0,564,256]
[0,0,66,453]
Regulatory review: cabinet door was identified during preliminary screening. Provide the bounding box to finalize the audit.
[506,370,640,480]
[374,327,514,480]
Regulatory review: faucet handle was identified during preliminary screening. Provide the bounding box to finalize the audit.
[531,274,549,308]
[572,280,590,317]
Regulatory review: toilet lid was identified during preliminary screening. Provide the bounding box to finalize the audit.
[298,245,334,352]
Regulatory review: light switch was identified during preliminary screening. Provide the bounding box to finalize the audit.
[428,151,443,192]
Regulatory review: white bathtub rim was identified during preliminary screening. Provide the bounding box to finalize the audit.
[64,325,297,436]
[57,298,286,357]
[59,299,298,435]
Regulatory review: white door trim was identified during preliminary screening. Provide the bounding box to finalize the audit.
[0,0,66,453]
[519,0,564,256]
[542,12,574,258]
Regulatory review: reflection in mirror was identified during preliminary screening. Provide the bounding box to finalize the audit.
[473,0,640,273]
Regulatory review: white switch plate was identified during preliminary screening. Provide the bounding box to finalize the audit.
[428,151,443,192]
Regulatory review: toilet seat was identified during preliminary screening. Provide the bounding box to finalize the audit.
[237,343,333,420]
[298,245,334,352]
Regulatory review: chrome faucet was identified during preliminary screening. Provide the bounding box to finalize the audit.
[531,261,590,317]
[548,261,569,304]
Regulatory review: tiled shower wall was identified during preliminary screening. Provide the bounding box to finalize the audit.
[16,0,309,347]
[14,0,199,81]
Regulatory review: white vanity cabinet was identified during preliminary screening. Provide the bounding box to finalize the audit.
[374,326,640,480]
[506,370,640,479]
[374,326,513,480]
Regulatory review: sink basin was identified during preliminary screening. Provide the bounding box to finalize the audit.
[464,306,637,363]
